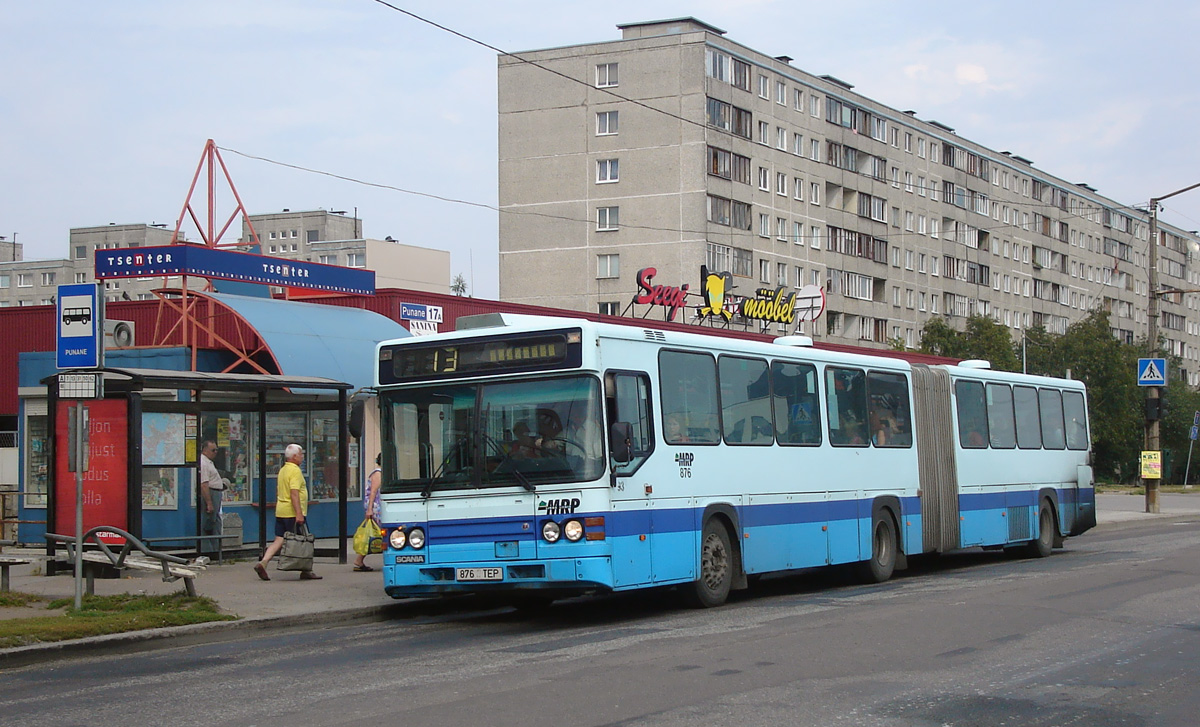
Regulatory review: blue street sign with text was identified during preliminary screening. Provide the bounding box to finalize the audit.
[56,283,101,369]
[94,244,375,295]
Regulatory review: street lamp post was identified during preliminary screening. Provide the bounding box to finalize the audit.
[1144,181,1200,513]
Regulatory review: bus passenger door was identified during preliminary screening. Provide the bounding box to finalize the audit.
[606,370,656,589]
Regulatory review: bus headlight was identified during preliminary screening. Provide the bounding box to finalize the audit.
[389,528,407,549]
[408,527,426,550]
[542,520,561,543]
[563,519,584,542]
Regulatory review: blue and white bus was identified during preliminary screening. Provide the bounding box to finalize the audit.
[374,313,1095,607]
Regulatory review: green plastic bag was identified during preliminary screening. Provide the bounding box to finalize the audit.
[353,517,384,556]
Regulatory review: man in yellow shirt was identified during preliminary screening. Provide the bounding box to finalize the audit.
[253,443,321,581]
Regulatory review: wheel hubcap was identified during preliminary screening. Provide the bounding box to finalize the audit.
[701,534,728,590]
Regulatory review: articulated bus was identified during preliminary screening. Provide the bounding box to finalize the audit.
[374,313,1095,607]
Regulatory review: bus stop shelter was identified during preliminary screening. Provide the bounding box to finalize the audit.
[41,367,354,565]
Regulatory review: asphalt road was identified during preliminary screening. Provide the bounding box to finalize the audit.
[3,517,1200,727]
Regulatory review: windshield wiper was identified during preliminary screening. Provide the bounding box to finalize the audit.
[482,432,536,493]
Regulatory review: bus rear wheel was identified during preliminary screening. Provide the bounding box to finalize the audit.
[683,519,733,608]
[855,512,897,584]
[1025,501,1055,558]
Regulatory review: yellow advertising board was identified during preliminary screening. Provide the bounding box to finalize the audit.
[1141,450,1162,479]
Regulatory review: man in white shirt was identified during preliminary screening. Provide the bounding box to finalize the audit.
[199,440,229,552]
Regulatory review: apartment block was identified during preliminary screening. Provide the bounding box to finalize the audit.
[498,18,1200,380]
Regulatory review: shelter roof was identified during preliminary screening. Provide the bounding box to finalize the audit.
[45,367,351,393]
[202,292,409,390]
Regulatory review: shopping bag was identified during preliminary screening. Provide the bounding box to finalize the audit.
[277,523,315,571]
[353,517,384,556]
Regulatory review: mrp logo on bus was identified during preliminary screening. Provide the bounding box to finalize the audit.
[538,497,581,514]
[675,452,694,478]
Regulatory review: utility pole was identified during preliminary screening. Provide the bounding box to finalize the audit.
[1143,181,1200,514]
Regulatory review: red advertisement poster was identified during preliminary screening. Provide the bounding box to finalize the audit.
[55,398,129,543]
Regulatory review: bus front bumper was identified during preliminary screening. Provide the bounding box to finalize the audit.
[383,555,616,599]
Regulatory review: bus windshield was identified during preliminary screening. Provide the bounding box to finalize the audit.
[381,375,605,494]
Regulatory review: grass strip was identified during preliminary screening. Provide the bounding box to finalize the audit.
[0,592,236,648]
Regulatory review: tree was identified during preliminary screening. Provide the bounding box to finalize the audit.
[1025,310,1142,481]
[918,315,1020,371]
[450,273,468,297]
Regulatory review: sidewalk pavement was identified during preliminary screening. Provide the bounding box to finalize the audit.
[2,492,1199,667]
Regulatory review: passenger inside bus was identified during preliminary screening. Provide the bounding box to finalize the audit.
[509,422,539,459]
[665,413,691,443]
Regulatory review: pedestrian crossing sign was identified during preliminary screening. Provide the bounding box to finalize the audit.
[1138,358,1166,387]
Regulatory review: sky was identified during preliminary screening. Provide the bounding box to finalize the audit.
[2,1,1198,300]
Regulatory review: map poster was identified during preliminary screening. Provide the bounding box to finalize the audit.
[142,412,187,466]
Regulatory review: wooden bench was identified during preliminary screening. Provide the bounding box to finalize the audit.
[46,528,207,597]
[0,556,32,592]
[73,551,205,597]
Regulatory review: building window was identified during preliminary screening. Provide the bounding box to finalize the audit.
[777,217,787,240]
[318,254,337,265]
[597,206,619,231]
[732,58,750,90]
[776,172,787,196]
[596,110,618,135]
[776,126,787,150]
[758,166,769,191]
[793,178,803,201]
[760,259,771,283]
[810,183,820,205]
[269,232,276,239]
[776,80,786,104]
[596,62,618,87]
[758,121,769,144]
[75,245,86,259]
[597,159,619,183]
[0,274,8,289]
[17,273,32,288]
[597,253,620,279]
[733,248,753,277]
[307,230,319,243]
[777,263,788,286]
[290,230,298,238]
[41,272,55,286]
[74,272,86,283]
[758,214,770,237]
[347,253,365,267]
[598,301,620,315]
[793,88,803,111]
[809,94,820,117]
[758,74,770,98]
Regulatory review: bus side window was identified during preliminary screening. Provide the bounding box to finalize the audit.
[1062,390,1089,451]
[867,371,912,448]
[606,371,653,475]
[955,380,988,448]
[1039,389,1066,450]
[985,383,1016,449]
[772,361,821,446]
[659,351,720,444]
[1013,385,1042,449]
[826,367,868,447]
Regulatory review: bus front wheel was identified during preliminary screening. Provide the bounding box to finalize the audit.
[683,519,734,608]
[856,512,897,584]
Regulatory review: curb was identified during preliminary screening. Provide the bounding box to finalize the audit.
[0,602,409,671]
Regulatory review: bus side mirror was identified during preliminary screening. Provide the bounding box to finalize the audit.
[610,422,633,464]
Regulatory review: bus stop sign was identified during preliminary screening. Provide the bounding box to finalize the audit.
[56,283,102,369]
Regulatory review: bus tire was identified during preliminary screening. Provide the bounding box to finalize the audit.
[1026,500,1055,558]
[856,511,897,584]
[683,518,734,608]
